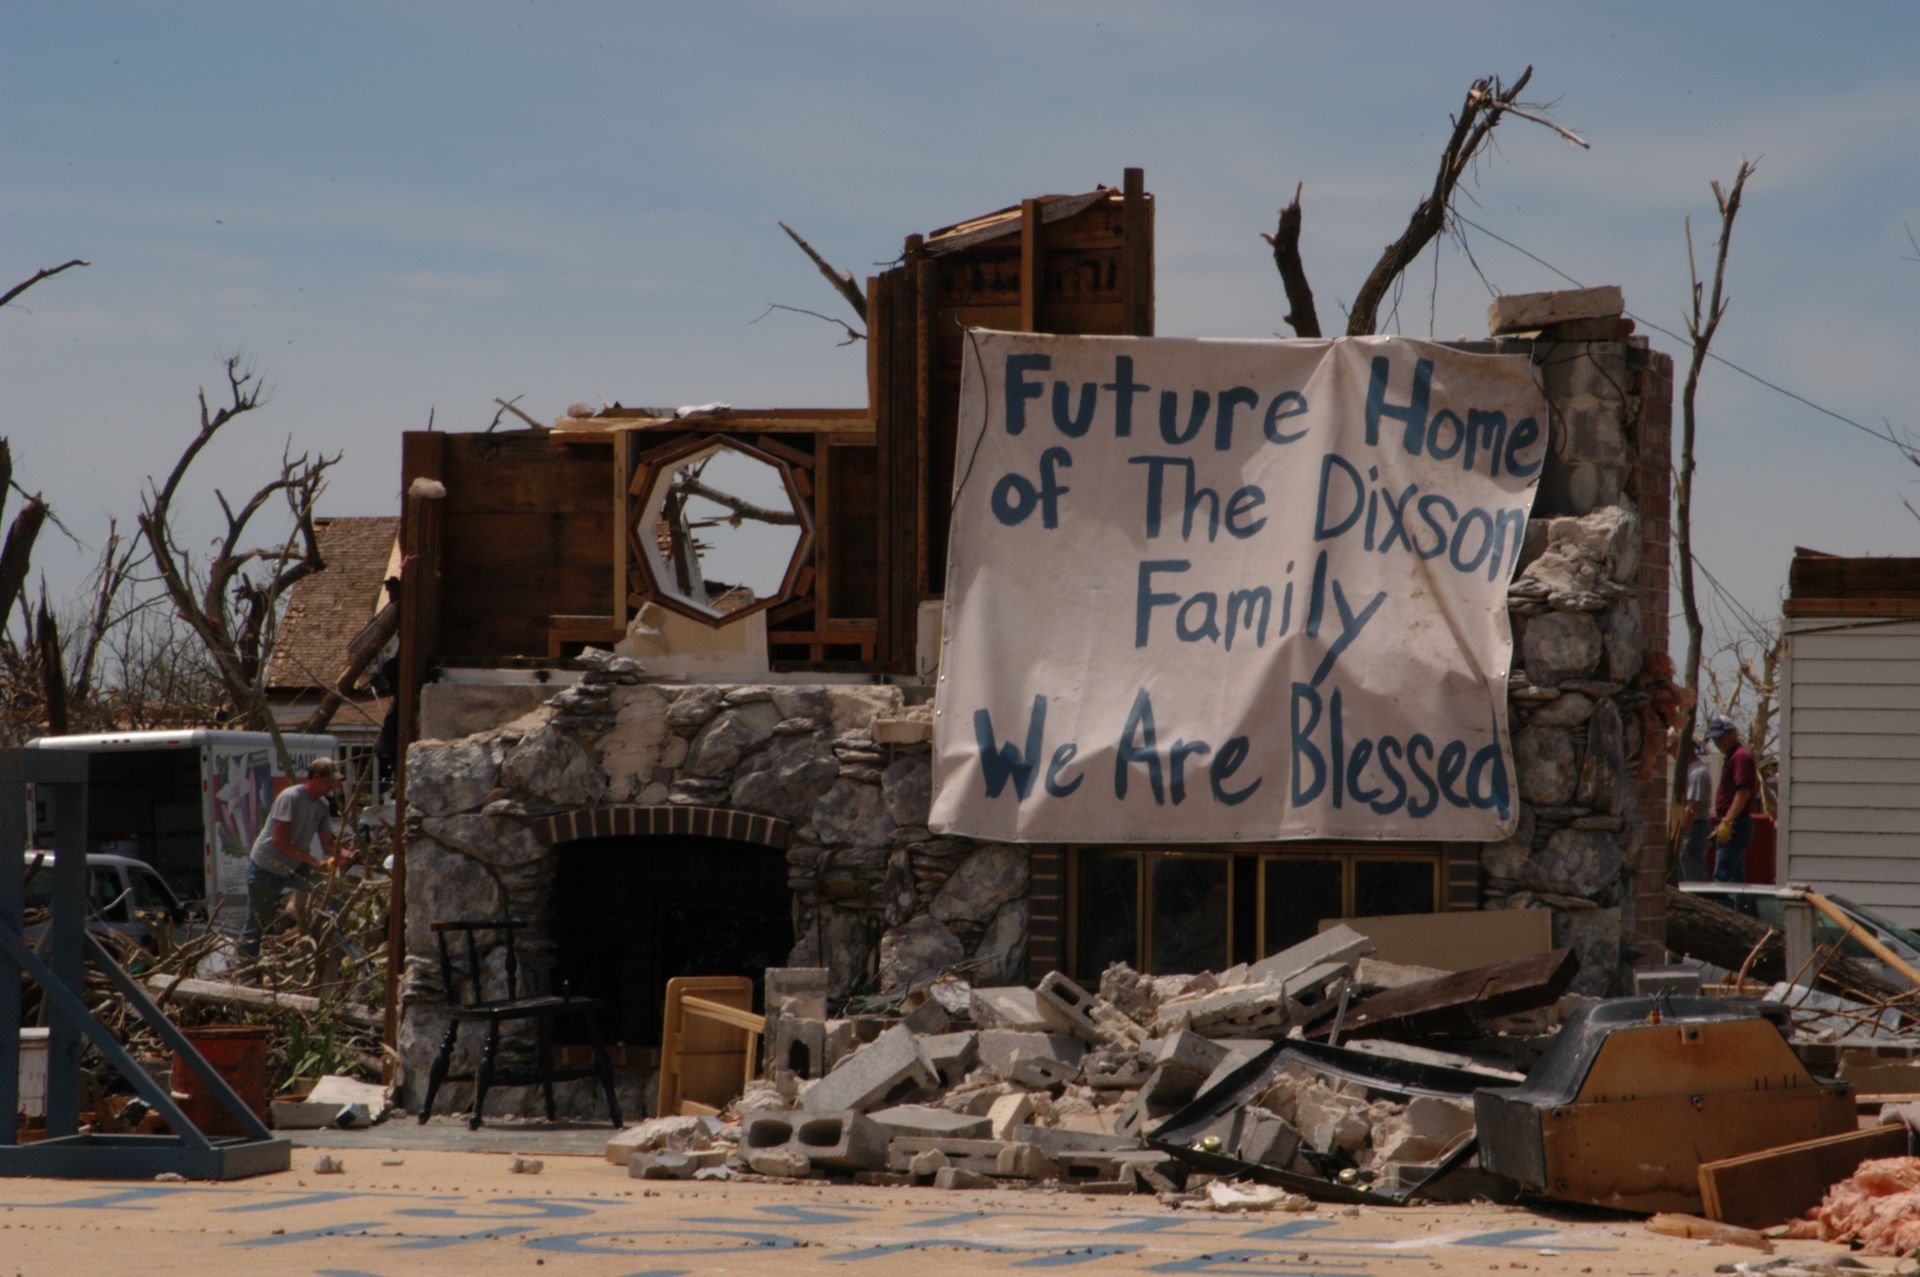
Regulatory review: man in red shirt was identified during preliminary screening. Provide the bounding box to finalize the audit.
[1707,714,1759,891]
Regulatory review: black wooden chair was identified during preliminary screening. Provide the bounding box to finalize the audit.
[417,918,622,1130]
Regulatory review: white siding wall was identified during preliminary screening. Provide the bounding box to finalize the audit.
[1781,617,1920,926]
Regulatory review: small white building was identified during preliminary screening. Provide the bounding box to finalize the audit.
[1778,550,1920,926]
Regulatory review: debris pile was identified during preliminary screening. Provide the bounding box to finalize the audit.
[1787,1157,1920,1255]
[609,926,1580,1201]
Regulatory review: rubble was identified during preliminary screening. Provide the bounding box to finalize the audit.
[1787,1157,1920,1255]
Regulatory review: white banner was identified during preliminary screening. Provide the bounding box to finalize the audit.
[929,332,1547,844]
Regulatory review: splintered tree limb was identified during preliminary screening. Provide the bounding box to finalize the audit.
[0,259,89,312]
[1347,67,1573,337]
[1261,182,1322,338]
[750,302,863,346]
[675,476,800,525]
[36,601,66,735]
[0,495,47,633]
[779,222,868,323]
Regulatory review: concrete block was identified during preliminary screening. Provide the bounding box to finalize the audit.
[887,1136,1010,1176]
[1488,285,1625,336]
[908,1149,948,1179]
[917,1030,979,1088]
[857,1170,914,1186]
[1082,1041,1153,1089]
[942,1080,1019,1115]
[935,1166,995,1190]
[986,1092,1034,1141]
[771,1014,828,1081]
[1152,982,1291,1037]
[977,1029,1084,1077]
[1235,1109,1301,1168]
[1152,1029,1228,1077]
[869,1104,991,1140]
[1115,1057,1212,1140]
[823,1019,858,1068]
[1036,971,1145,1047]
[902,997,951,1036]
[994,1142,1056,1180]
[766,967,830,1020]
[1013,1125,1139,1157]
[970,986,1052,1030]
[1009,1055,1076,1090]
[1295,1088,1369,1156]
[747,1148,813,1178]
[1246,924,1373,987]
[1196,1039,1271,1096]
[788,1109,891,1171]
[740,1111,800,1154]
[1053,1150,1127,1183]
[800,1024,938,1113]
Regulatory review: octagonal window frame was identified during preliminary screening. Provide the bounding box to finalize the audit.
[628,433,815,628]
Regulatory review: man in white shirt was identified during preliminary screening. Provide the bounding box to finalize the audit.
[239,758,344,962]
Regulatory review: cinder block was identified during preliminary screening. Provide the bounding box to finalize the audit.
[800,1024,938,1113]
[740,1111,799,1152]
[902,997,951,1035]
[1487,285,1626,336]
[1195,1039,1271,1095]
[908,1148,948,1179]
[887,1136,1009,1175]
[787,1109,891,1171]
[917,1031,979,1088]
[869,1104,991,1140]
[1036,971,1145,1047]
[771,1014,828,1081]
[1009,1054,1075,1090]
[970,986,1052,1030]
[824,1019,858,1068]
[977,1029,1084,1077]
[935,1166,995,1190]
[766,967,830,1020]
[1152,1029,1228,1077]
[1115,1058,1210,1139]
[1082,1041,1153,1089]
[1235,1109,1301,1168]
[986,1092,1034,1141]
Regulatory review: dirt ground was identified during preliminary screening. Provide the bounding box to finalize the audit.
[0,1145,1895,1276]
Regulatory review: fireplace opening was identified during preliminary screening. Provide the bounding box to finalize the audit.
[550,833,794,1046]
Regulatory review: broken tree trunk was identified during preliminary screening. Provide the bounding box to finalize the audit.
[1664,886,1912,1003]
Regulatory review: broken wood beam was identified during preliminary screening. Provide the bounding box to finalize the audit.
[1698,1124,1911,1230]
[146,974,380,1029]
[1646,1212,1773,1252]
[1664,886,1909,1004]
[1312,947,1578,1042]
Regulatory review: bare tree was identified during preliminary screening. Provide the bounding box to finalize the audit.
[1671,160,1757,810]
[138,357,340,772]
[1264,68,1588,338]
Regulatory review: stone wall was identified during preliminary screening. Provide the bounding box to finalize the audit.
[398,664,1028,1115]
[1481,338,1668,994]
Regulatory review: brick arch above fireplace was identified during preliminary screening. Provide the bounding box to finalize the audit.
[531,804,791,850]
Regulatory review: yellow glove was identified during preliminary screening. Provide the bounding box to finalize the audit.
[1714,821,1735,846]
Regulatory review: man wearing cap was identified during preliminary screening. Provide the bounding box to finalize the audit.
[240,758,345,964]
[1707,715,1759,893]
[1678,738,1714,882]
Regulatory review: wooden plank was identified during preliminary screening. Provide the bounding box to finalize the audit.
[1647,1213,1773,1252]
[1323,908,1550,971]
[1789,631,1920,662]
[1699,1125,1908,1229]
[1318,948,1577,1042]
[657,976,756,1118]
[1019,198,1041,333]
[1122,166,1154,336]
[612,430,630,629]
[813,433,831,633]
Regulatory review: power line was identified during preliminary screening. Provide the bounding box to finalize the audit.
[1451,211,1911,453]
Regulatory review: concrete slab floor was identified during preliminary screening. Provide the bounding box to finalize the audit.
[0,1147,1896,1276]
[291,1115,616,1156]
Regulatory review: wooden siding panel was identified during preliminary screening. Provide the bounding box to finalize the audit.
[1790,682,1920,710]
[1789,658,1920,686]
[1794,758,1920,785]
[1790,708,1920,735]
[1787,782,1920,811]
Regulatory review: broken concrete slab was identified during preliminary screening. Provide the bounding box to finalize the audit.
[747,1147,813,1178]
[869,1104,991,1140]
[970,986,1052,1030]
[800,1023,939,1113]
[976,1029,1085,1077]
[605,1114,719,1164]
[986,1092,1034,1141]
[1014,1125,1140,1157]
[1488,285,1625,336]
[770,1014,828,1082]
[1235,1107,1302,1168]
[994,1141,1056,1180]
[917,1030,979,1088]
[1244,924,1374,987]
[935,1166,995,1190]
[1009,1055,1076,1090]
[902,997,951,1036]
[628,1148,728,1180]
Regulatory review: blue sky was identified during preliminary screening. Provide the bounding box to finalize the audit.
[4,2,1917,665]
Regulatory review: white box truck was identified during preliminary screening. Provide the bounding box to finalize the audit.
[25,729,339,928]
